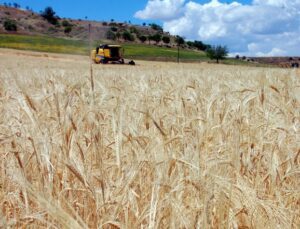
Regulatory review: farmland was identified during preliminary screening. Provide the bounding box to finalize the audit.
[0,49,299,228]
[0,34,208,62]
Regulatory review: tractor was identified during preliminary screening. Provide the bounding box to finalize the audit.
[91,44,135,65]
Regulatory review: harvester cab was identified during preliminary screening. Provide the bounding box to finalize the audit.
[91,44,135,65]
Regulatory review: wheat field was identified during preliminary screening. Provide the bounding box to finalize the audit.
[0,49,299,228]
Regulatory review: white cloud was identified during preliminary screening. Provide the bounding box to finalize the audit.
[134,0,186,20]
[135,0,300,56]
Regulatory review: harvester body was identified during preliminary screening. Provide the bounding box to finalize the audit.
[91,44,124,64]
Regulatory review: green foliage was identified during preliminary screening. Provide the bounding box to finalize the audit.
[116,32,121,40]
[48,26,58,33]
[187,40,210,51]
[129,26,139,35]
[106,30,116,40]
[150,33,162,44]
[175,35,185,46]
[138,35,147,43]
[13,2,20,8]
[149,23,163,32]
[64,26,72,34]
[102,22,108,26]
[3,19,17,31]
[162,36,170,44]
[109,22,117,26]
[206,45,228,63]
[41,7,58,25]
[62,20,72,27]
[122,30,135,41]
[110,26,118,32]
[28,25,34,31]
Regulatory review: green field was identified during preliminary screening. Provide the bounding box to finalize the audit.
[0,34,207,61]
[0,34,89,54]
[0,34,273,66]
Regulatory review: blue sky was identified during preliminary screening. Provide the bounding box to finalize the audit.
[0,0,251,24]
[0,0,299,56]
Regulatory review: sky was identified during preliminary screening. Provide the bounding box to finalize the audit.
[1,0,299,56]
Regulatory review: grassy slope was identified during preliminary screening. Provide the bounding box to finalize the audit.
[0,34,89,54]
[0,34,207,61]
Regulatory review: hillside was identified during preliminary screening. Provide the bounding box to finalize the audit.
[0,5,177,45]
[1,5,299,67]
[0,5,213,62]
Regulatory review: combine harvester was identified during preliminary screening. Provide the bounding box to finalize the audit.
[91,44,135,65]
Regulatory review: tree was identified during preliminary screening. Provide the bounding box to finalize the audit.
[193,40,208,51]
[151,33,162,44]
[162,36,170,44]
[106,30,116,40]
[62,20,72,27]
[41,7,58,25]
[64,26,72,34]
[175,35,185,46]
[129,26,139,35]
[138,35,147,43]
[186,41,194,48]
[3,19,17,31]
[122,31,135,41]
[149,23,163,32]
[110,26,118,32]
[116,32,121,41]
[206,45,228,63]
[13,3,20,8]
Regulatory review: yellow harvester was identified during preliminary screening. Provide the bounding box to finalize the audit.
[91,44,135,65]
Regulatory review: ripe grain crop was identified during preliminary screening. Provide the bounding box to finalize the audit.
[0,49,299,228]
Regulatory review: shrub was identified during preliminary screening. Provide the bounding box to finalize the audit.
[110,27,118,32]
[175,35,185,46]
[122,31,135,41]
[138,35,147,43]
[116,32,121,40]
[106,30,116,40]
[64,26,72,34]
[62,20,72,27]
[3,19,17,31]
[186,41,194,47]
[129,26,138,34]
[48,27,58,33]
[162,36,170,44]
[151,33,162,44]
[149,23,163,32]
